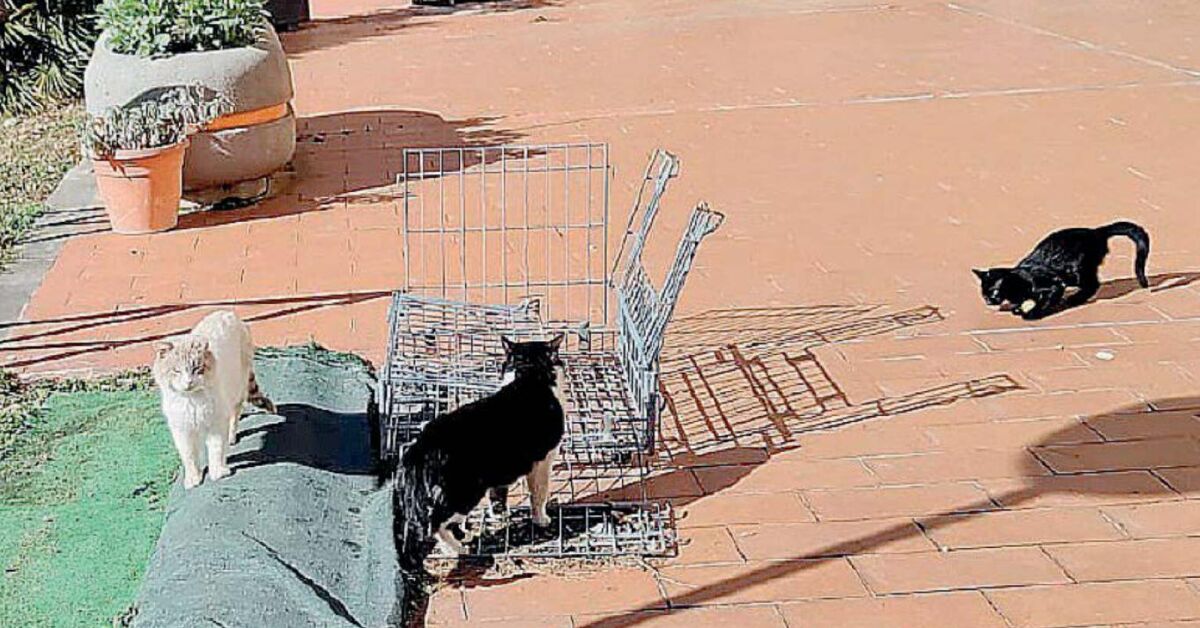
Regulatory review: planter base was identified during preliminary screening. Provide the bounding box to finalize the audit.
[184,177,270,209]
[184,112,296,191]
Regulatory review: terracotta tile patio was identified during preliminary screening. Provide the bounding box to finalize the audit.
[7,0,1200,625]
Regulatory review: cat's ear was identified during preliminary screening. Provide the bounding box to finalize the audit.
[501,336,515,352]
[153,341,173,358]
[548,333,564,351]
[972,268,988,282]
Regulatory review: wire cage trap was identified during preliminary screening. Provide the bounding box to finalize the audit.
[379,144,724,558]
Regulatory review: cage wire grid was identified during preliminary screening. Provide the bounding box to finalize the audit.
[380,144,723,558]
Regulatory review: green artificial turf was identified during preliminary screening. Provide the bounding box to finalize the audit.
[0,371,176,627]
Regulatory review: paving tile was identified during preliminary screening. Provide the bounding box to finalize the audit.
[969,389,1144,423]
[925,347,1088,379]
[658,559,868,606]
[970,326,1129,352]
[793,423,938,459]
[850,546,1070,594]
[1086,410,1200,442]
[1032,437,1200,474]
[862,449,1050,484]
[240,266,297,297]
[957,0,1200,73]
[985,580,1200,628]
[1046,537,1200,582]
[1152,467,1200,497]
[681,491,815,528]
[461,569,665,620]
[643,468,706,499]
[575,605,787,628]
[1115,322,1200,345]
[1072,340,1200,367]
[433,616,573,628]
[692,458,877,493]
[1103,500,1200,539]
[922,417,1101,450]
[803,483,996,521]
[674,526,744,566]
[729,519,937,561]
[347,203,400,231]
[779,591,1008,628]
[921,506,1125,549]
[980,471,1178,509]
[1031,363,1195,395]
[425,588,466,625]
[1113,621,1200,628]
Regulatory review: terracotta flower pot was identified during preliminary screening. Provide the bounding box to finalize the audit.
[92,139,188,234]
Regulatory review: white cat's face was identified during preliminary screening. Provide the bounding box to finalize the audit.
[152,338,214,394]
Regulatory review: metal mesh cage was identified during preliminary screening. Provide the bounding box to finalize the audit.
[380,145,723,558]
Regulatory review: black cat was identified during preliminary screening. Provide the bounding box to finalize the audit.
[395,335,566,561]
[974,221,1149,320]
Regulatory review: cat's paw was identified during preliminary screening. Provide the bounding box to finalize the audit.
[532,512,552,527]
[182,473,202,489]
[437,534,466,556]
[209,465,232,481]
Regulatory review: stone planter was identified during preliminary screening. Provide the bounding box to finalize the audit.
[84,22,296,192]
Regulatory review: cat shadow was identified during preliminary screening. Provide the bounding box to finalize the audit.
[1095,271,1200,302]
[1024,271,1200,320]
[228,403,376,476]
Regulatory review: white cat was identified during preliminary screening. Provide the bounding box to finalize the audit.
[151,310,274,489]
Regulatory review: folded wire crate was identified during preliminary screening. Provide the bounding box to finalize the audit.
[380,144,723,557]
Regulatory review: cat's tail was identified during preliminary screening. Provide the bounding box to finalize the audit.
[1099,221,1150,288]
[393,447,441,569]
[246,371,276,414]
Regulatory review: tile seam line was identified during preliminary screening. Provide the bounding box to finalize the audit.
[979,575,1200,590]
[946,1,1200,78]
[979,587,1018,628]
[498,79,1200,132]
[968,317,1178,336]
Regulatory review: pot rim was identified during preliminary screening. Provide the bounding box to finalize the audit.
[90,138,190,163]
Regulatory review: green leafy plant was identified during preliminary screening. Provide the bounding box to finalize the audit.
[81,85,231,157]
[0,1,103,113]
[97,0,268,57]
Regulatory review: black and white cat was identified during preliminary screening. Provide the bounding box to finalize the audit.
[974,221,1150,320]
[396,334,566,559]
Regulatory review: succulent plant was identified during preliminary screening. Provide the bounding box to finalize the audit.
[97,0,268,58]
[81,84,231,157]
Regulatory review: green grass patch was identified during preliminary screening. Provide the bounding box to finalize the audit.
[0,370,176,627]
[0,105,85,269]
